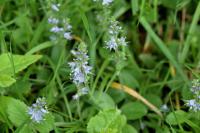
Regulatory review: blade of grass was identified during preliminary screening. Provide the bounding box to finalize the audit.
[80,11,93,43]
[180,1,200,64]
[26,41,53,55]
[139,17,188,82]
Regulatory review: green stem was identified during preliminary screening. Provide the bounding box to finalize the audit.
[104,71,118,93]
[91,58,110,94]
[56,76,73,121]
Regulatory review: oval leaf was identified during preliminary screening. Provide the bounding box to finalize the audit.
[166,110,188,125]
[121,101,148,120]
[87,109,126,133]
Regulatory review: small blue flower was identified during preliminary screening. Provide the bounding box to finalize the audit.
[105,20,127,51]
[64,32,72,40]
[105,37,118,50]
[69,46,92,99]
[185,79,200,112]
[93,0,113,5]
[80,87,89,95]
[185,99,200,112]
[28,97,48,123]
[51,4,60,12]
[50,26,64,33]
[48,17,59,24]
[102,0,113,5]
[72,94,79,100]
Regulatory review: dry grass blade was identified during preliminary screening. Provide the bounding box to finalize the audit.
[111,82,163,118]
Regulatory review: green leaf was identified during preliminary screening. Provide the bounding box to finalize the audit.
[145,94,162,107]
[121,102,148,120]
[10,79,31,94]
[166,110,188,125]
[34,113,54,133]
[139,53,156,68]
[0,96,12,124]
[0,96,28,128]
[7,98,29,127]
[18,124,33,133]
[108,89,125,104]
[122,124,138,133]
[131,0,139,15]
[93,91,115,110]
[26,41,53,55]
[0,53,42,75]
[0,74,16,87]
[87,109,126,133]
[119,69,140,88]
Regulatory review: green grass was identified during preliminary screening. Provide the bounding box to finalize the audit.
[0,0,200,132]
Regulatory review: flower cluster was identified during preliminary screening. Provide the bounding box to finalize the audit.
[93,0,113,6]
[48,3,72,41]
[105,20,127,51]
[69,45,92,100]
[28,97,48,123]
[185,79,200,112]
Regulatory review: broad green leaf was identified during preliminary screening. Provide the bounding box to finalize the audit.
[87,109,126,133]
[7,98,29,127]
[139,53,156,68]
[34,113,54,133]
[0,96,13,124]
[93,91,115,110]
[166,110,188,125]
[0,96,28,127]
[108,89,125,104]
[122,124,138,133]
[121,102,148,120]
[0,74,16,87]
[145,94,162,107]
[18,124,33,133]
[119,69,140,88]
[10,79,31,94]
[0,53,42,75]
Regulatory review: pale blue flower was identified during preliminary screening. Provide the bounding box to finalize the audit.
[50,26,64,33]
[118,37,127,46]
[48,17,59,24]
[185,79,200,112]
[186,99,200,112]
[105,20,127,51]
[51,4,60,12]
[28,97,48,123]
[105,37,118,50]
[72,94,79,100]
[93,0,113,6]
[102,0,113,5]
[80,87,89,95]
[69,46,92,99]
[69,50,92,85]
[64,32,72,40]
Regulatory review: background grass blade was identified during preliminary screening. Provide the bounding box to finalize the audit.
[139,16,188,82]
